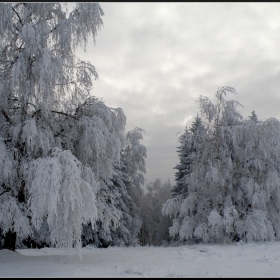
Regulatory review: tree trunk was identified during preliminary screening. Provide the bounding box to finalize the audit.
[3,230,16,251]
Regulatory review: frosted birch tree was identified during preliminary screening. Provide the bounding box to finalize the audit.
[0,2,131,254]
[163,87,280,244]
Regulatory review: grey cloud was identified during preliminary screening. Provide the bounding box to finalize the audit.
[76,2,280,187]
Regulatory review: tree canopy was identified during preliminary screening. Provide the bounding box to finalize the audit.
[0,3,146,255]
[163,87,280,244]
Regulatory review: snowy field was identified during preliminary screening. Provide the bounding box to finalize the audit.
[1,242,280,278]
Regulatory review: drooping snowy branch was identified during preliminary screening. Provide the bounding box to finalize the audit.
[27,147,98,251]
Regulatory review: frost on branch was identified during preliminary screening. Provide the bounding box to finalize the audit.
[0,136,14,186]
[0,3,103,119]
[0,138,31,239]
[0,194,31,238]
[27,147,98,251]
[73,98,126,180]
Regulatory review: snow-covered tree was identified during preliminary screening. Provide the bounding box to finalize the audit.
[0,2,134,254]
[82,127,146,248]
[163,87,280,244]
[122,128,146,189]
[172,115,206,200]
[121,127,147,244]
[83,161,140,248]
[121,127,147,205]
[162,115,207,243]
[139,178,172,246]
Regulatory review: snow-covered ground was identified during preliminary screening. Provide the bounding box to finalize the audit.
[1,241,280,278]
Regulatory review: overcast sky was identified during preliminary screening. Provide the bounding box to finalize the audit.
[77,2,280,186]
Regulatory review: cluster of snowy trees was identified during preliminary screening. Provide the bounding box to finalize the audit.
[0,3,147,254]
[1,2,280,255]
[163,87,280,244]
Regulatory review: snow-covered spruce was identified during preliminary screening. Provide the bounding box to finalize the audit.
[163,87,280,243]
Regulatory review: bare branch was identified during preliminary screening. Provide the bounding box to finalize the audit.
[0,190,9,197]
[12,6,23,26]
[1,109,12,123]
[51,110,78,120]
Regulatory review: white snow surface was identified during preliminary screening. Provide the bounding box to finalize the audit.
[1,242,280,278]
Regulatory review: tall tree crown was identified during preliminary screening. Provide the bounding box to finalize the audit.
[0,3,104,119]
[163,87,280,244]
